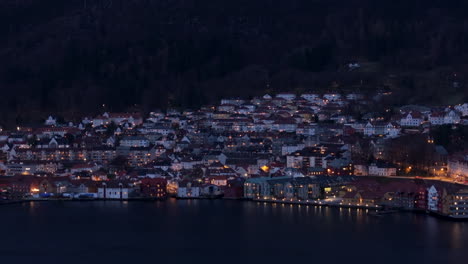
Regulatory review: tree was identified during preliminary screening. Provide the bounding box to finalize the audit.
[110,155,128,168]
[64,133,75,145]
[106,121,118,136]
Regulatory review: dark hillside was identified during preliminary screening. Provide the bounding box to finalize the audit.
[1,0,468,125]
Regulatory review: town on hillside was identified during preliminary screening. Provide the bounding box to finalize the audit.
[0,92,467,218]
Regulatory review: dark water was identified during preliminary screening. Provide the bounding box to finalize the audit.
[0,200,467,263]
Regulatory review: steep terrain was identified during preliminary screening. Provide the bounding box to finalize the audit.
[0,0,468,125]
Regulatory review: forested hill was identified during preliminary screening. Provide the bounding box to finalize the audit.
[1,0,468,125]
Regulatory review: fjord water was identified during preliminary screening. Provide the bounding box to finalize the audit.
[0,200,467,263]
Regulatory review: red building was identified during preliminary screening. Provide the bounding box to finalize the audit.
[0,181,8,199]
[223,178,245,199]
[414,186,428,210]
[6,175,39,199]
[140,178,167,199]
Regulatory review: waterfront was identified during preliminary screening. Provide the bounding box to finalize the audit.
[0,200,468,263]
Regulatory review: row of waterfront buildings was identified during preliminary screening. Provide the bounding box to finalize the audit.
[0,91,466,218]
[2,172,467,218]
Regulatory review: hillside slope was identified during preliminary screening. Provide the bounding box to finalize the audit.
[0,0,468,125]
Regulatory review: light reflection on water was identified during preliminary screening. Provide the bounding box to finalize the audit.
[1,200,467,263]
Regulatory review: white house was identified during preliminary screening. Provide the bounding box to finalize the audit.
[427,185,440,212]
[444,110,460,124]
[281,144,305,156]
[346,93,364,101]
[177,182,201,198]
[276,93,296,101]
[92,115,109,127]
[454,103,468,116]
[0,132,8,142]
[364,122,400,138]
[385,123,401,138]
[239,104,256,113]
[98,183,134,199]
[221,98,245,106]
[428,112,445,125]
[48,137,69,148]
[301,93,320,102]
[400,112,423,127]
[140,125,174,136]
[81,117,92,125]
[296,124,316,136]
[348,63,361,70]
[44,116,57,126]
[35,127,78,139]
[109,113,143,126]
[284,168,305,178]
[368,163,397,176]
[179,160,194,170]
[323,93,342,102]
[363,122,375,136]
[120,136,150,148]
[93,112,143,127]
[106,136,116,147]
[217,104,236,112]
[271,119,297,132]
[286,150,328,169]
[0,143,10,153]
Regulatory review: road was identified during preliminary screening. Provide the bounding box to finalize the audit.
[371,175,467,185]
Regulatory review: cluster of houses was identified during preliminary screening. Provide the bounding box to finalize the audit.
[343,178,468,219]
[242,174,468,218]
[0,92,466,217]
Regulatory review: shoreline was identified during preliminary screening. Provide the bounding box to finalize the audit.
[1,197,465,221]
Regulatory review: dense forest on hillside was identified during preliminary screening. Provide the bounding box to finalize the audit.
[1,0,468,126]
